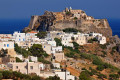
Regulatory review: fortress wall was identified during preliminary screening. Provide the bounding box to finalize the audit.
[28,16,39,29]
[54,20,77,30]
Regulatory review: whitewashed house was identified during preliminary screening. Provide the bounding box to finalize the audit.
[0,41,14,50]
[15,54,23,60]
[55,71,75,80]
[29,56,38,62]
[52,63,60,69]
[13,31,26,42]
[26,31,39,42]
[42,44,52,54]
[61,35,73,47]
[39,62,45,70]
[51,46,62,54]
[89,32,102,37]
[47,40,56,46]
[97,36,106,44]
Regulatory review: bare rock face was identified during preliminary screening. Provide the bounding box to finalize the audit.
[23,7,112,37]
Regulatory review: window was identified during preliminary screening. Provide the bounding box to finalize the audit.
[44,46,45,48]
[4,44,6,47]
[16,66,18,69]
[19,39,21,41]
[30,66,33,69]
[7,44,9,47]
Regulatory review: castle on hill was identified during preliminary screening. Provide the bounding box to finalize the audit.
[24,7,112,37]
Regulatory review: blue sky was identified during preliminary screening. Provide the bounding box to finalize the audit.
[0,0,120,20]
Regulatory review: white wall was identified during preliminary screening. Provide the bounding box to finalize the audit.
[55,71,75,80]
[0,41,14,50]
[13,31,26,42]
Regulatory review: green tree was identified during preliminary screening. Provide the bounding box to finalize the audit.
[79,71,92,80]
[16,57,23,62]
[32,75,42,80]
[88,38,98,43]
[29,44,48,57]
[2,70,13,79]
[74,17,78,20]
[0,49,8,57]
[72,42,79,49]
[109,74,119,80]
[97,74,107,79]
[54,38,62,46]
[46,75,60,80]
[36,31,47,39]
[0,73,3,79]
[14,43,31,58]
[38,57,50,64]
[97,65,105,71]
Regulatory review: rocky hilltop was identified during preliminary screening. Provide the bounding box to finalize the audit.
[24,7,112,37]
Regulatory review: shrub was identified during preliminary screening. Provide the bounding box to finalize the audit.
[79,71,92,80]
[14,43,31,58]
[0,73,3,79]
[46,75,60,80]
[97,65,105,71]
[109,74,119,80]
[88,38,98,43]
[63,28,78,33]
[38,57,50,64]
[82,68,87,70]
[91,69,98,75]
[74,17,78,20]
[29,44,49,57]
[99,44,107,49]
[66,11,71,15]
[36,31,47,39]
[72,42,79,49]
[97,74,107,79]
[16,57,23,62]
[54,38,62,46]
[0,70,42,80]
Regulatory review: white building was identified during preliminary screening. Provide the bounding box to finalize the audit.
[89,32,102,37]
[52,63,60,69]
[39,62,45,70]
[15,54,23,60]
[0,34,13,41]
[55,71,75,80]
[51,46,62,54]
[75,35,87,45]
[47,40,56,46]
[26,31,39,42]
[97,36,106,44]
[7,62,41,76]
[61,35,73,47]
[29,56,38,62]
[0,41,14,50]
[42,44,52,54]
[13,31,26,42]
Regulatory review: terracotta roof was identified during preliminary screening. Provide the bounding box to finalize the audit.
[1,37,11,39]
[28,31,38,33]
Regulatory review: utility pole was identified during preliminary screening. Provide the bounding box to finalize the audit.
[65,60,67,80]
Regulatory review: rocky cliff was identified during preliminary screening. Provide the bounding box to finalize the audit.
[23,7,112,37]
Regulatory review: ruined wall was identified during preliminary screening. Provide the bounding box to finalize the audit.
[49,19,112,37]
[28,16,39,29]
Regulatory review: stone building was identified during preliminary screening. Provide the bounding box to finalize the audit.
[7,62,41,76]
